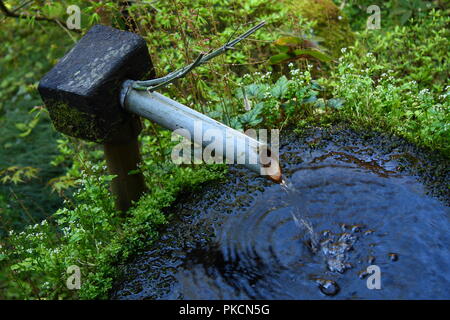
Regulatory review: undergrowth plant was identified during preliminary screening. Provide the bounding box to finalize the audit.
[1,150,226,299]
[326,10,449,156]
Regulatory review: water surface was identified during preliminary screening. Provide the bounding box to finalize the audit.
[113,127,450,299]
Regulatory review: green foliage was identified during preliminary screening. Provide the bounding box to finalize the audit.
[128,0,294,112]
[363,10,449,91]
[1,94,225,299]
[269,35,332,64]
[233,66,337,130]
[0,4,76,237]
[0,166,39,184]
[286,0,355,57]
[333,0,442,30]
[3,169,118,299]
[388,0,435,25]
[1,157,225,299]
[326,10,450,156]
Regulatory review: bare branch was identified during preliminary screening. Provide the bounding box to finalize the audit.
[0,0,81,33]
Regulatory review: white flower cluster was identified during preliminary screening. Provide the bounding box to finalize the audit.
[440,87,450,100]
[261,71,272,80]
[290,68,300,76]
[418,88,430,97]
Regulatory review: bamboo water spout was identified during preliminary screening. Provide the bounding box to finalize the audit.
[120,81,282,183]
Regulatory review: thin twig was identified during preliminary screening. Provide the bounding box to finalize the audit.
[56,18,78,43]
[0,0,81,33]
[219,58,269,66]
[133,20,266,91]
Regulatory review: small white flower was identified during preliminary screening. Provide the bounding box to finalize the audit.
[341,47,347,53]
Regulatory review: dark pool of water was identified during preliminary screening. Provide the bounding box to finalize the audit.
[112,126,450,299]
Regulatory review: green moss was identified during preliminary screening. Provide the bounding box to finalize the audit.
[47,100,103,143]
[286,0,355,57]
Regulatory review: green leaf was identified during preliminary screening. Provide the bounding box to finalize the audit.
[293,49,332,62]
[241,84,268,100]
[269,53,291,65]
[303,95,318,103]
[15,123,28,131]
[274,36,303,47]
[42,3,64,19]
[271,76,289,99]
[327,98,344,109]
[311,81,324,91]
[239,102,264,127]
[229,118,243,130]
[390,8,409,16]
[400,11,413,25]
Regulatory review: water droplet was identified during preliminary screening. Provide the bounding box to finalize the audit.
[388,253,399,262]
[321,229,331,237]
[316,279,340,296]
[351,224,365,233]
[358,269,369,279]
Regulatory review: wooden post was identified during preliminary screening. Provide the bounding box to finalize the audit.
[38,25,154,213]
[104,137,147,212]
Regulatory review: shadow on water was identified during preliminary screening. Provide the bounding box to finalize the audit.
[112,126,450,300]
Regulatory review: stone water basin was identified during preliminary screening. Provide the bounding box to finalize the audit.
[112,126,450,300]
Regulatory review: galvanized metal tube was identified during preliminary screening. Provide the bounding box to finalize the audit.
[120,81,281,182]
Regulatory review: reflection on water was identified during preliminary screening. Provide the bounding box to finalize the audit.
[113,129,450,300]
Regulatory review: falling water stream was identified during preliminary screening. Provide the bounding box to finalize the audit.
[112,126,450,299]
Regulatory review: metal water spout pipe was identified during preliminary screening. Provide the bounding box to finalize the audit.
[120,81,282,183]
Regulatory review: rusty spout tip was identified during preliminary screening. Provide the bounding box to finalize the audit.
[258,145,282,183]
[266,161,283,184]
[269,171,283,184]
